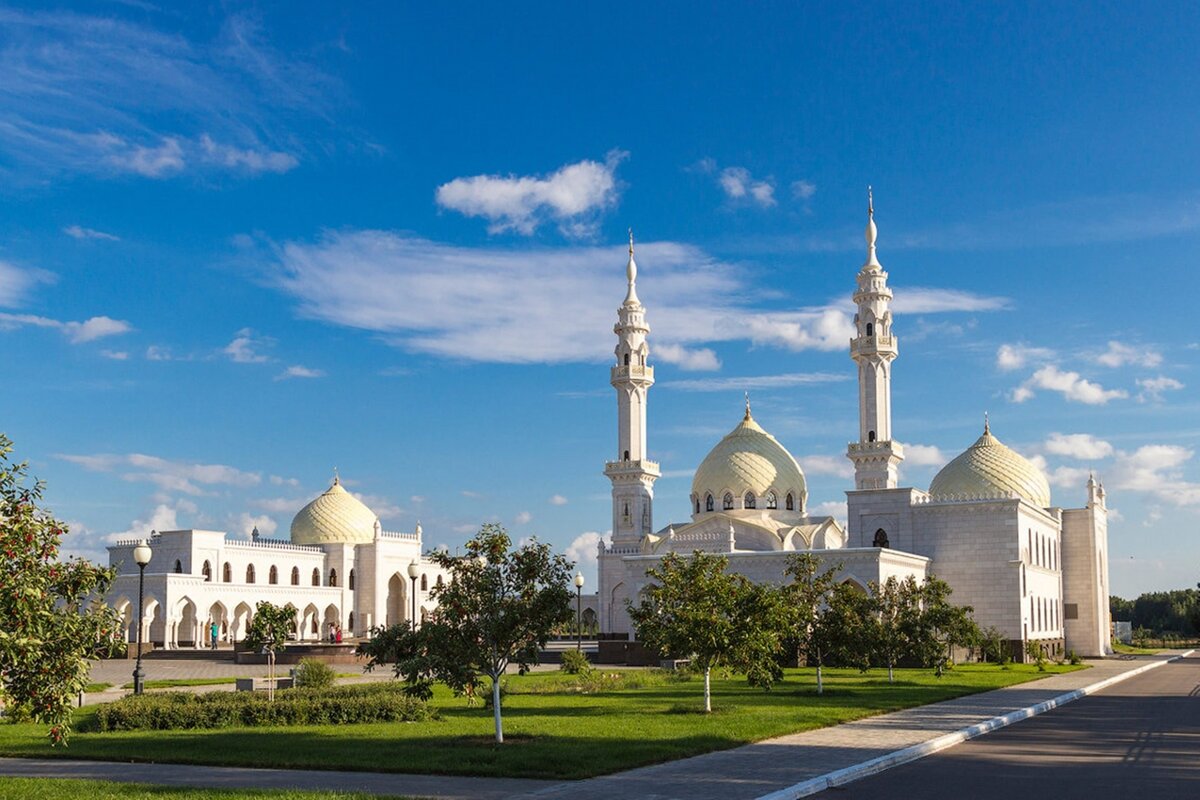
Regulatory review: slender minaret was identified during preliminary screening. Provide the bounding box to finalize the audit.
[847,189,904,489]
[605,231,660,546]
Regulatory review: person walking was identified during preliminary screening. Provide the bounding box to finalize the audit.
[210,620,219,650]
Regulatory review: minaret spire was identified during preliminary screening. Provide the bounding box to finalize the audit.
[984,411,990,435]
[847,190,904,490]
[624,228,640,306]
[744,392,752,420]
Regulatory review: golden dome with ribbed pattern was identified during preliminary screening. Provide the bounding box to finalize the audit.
[929,424,1051,507]
[691,409,807,510]
[290,476,378,545]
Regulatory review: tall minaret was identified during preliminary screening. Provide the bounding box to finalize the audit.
[605,231,661,546]
[847,189,904,489]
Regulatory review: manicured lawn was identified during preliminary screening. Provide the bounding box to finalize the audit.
[0,778,407,800]
[119,678,238,690]
[1110,641,1163,655]
[0,664,1083,780]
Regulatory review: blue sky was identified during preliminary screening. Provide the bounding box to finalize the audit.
[2,2,1197,598]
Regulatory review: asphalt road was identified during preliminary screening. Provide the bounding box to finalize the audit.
[813,655,1200,800]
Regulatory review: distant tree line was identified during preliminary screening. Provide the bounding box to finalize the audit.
[1110,586,1200,637]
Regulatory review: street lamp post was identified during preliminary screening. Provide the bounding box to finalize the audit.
[574,572,585,652]
[131,538,153,695]
[407,560,420,632]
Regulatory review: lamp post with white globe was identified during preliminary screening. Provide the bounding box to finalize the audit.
[407,560,420,631]
[131,538,153,695]
[574,571,585,652]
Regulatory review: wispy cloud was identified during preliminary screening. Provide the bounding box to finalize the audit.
[1044,432,1114,460]
[655,343,721,371]
[1092,340,1162,369]
[1137,375,1184,403]
[64,224,120,241]
[0,9,333,181]
[1011,365,1127,405]
[663,373,847,392]
[548,494,568,506]
[0,312,132,343]
[435,151,626,237]
[718,166,776,207]
[275,364,324,380]
[0,260,55,307]
[58,452,261,496]
[890,288,1010,314]
[996,343,1054,371]
[223,328,273,363]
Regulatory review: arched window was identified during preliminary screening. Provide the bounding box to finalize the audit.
[785,493,795,511]
[705,494,714,512]
[246,564,256,584]
[421,574,428,591]
[329,568,338,587]
[202,560,212,582]
[873,528,890,548]
[623,450,630,461]
[269,565,278,585]
[866,322,874,337]
[436,575,444,587]
[291,566,300,585]
[223,562,232,583]
[744,492,756,509]
[312,568,320,586]
[723,492,734,510]
[349,569,356,590]
[766,491,778,510]
[868,430,876,442]
[173,559,183,574]
[348,611,355,632]
[623,353,630,366]
[694,497,700,514]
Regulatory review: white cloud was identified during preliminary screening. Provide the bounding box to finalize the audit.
[996,343,1054,371]
[1012,365,1128,405]
[514,511,533,525]
[898,443,947,467]
[234,513,277,538]
[0,10,327,181]
[1109,445,1200,507]
[655,343,721,371]
[351,493,402,520]
[801,455,853,478]
[100,349,129,360]
[565,531,603,571]
[1137,375,1184,402]
[663,372,847,392]
[744,308,856,351]
[791,180,817,200]
[452,523,478,534]
[435,151,626,236]
[810,500,847,526]
[223,328,272,363]
[0,260,54,307]
[1044,433,1114,460]
[269,475,300,487]
[108,502,186,543]
[891,288,1010,314]
[64,225,119,241]
[1094,340,1162,369]
[0,312,132,343]
[717,166,776,207]
[145,345,175,361]
[253,496,304,513]
[58,452,261,496]
[548,494,568,506]
[275,365,324,380]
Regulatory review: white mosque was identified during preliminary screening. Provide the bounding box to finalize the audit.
[106,475,446,649]
[597,197,1112,659]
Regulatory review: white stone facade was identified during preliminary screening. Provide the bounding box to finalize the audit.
[107,520,447,649]
[598,197,1112,659]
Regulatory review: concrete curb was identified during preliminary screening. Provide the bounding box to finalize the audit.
[755,651,1195,800]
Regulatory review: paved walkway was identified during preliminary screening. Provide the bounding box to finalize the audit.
[0,655,1179,799]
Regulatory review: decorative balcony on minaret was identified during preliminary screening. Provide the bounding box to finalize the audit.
[847,190,904,490]
[605,232,660,547]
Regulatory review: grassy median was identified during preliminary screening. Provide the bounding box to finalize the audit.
[0,779,407,800]
[0,664,1083,780]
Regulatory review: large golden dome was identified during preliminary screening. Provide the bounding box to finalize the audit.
[290,476,378,545]
[929,423,1051,507]
[691,409,807,511]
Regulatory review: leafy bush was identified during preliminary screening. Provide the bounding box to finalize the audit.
[93,683,432,731]
[292,658,336,690]
[558,649,592,675]
[1066,649,1082,665]
[1024,640,1047,671]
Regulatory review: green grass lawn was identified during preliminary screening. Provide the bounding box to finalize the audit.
[118,678,239,690]
[0,664,1083,780]
[0,778,407,800]
[1110,641,1164,655]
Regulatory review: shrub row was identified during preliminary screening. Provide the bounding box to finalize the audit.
[93,683,433,731]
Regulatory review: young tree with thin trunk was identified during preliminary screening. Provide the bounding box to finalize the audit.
[628,551,787,712]
[363,524,573,743]
[0,434,122,744]
[782,553,840,694]
[870,575,921,683]
[906,575,978,675]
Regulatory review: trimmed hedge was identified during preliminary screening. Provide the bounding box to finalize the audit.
[93,683,433,731]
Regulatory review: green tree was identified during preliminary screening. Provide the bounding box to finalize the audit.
[781,553,840,694]
[870,575,921,682]
[243,601,297,654]
[0,434,122,744]
[818,582,874,672]
[364,524,573,743]
[628,551,788,712]
[906,576,978,675]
